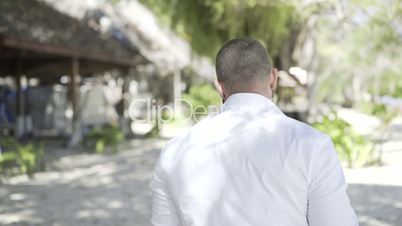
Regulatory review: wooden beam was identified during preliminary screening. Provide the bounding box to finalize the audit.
[25,59,128,77]
[0,35,147,67]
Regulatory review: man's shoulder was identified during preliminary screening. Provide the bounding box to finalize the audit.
[277,114,328,142]
[159,112,330,169]
[157,114,219,168]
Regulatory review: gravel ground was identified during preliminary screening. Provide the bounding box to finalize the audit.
[0,136,401,226]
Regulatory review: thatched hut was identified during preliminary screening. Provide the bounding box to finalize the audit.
[0,0,148,140]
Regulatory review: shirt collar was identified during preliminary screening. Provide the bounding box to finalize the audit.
[221,92,284,115]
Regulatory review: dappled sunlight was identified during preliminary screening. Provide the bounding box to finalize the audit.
[345,165,402,187]
[0,139,164,226]
[0,136,401,225]
[76,209,112,219]
[348,184,402,226]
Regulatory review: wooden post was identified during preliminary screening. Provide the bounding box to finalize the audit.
[120,68,130,118]
[119,68,131,136]
[15,58,24,138]
[70,58,79,122]
[68,57,80,145]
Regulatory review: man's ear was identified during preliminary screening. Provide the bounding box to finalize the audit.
[270,68,279,91]
[214,80,225,99]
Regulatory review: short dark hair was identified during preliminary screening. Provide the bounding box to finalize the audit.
[216,38,272,91]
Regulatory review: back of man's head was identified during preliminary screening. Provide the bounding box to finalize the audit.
[216,38,273,94]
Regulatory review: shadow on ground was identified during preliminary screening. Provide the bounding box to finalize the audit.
[348,184,402,226]
[0,139,164,226]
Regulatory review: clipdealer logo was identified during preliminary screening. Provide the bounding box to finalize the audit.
[128,98,220,128]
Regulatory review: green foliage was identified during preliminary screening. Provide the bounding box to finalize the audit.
[183,84,221,120]
[392,87,402,98]
[83,124,124,154]
[144,125,160,138]
[359,102,398,124]
[313,113,375,168]
[183,84,221,108]
[0,137,44,178]
[316,0,402,103]
[139,0,298,57]
[370,104,398,124]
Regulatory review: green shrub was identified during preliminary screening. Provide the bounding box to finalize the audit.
[361,102,397,123]
[0,137,44,178]
[313,113,375,168]
[392,87,402,98]
[83,124,124,154]
[182,84,221,121]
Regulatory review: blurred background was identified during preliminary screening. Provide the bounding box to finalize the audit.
[0,0,401,225]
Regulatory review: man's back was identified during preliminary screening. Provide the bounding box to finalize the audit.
[150,93,358,226]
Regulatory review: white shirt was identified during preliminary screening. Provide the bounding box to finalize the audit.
[150,93,358,226]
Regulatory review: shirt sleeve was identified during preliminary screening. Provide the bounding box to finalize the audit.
[307,135,359,226]
[149,155,181,226]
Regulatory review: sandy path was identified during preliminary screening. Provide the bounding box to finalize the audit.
[0,138,165,226]
[345,140,402,226]
[0,137,401,226]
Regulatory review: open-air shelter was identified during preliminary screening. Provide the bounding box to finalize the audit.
[0,0,148,139]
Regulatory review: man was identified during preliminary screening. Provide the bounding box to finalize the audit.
[150,38,358,226]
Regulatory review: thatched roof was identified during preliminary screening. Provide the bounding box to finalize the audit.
[42,0,215,80]
[113,0,215,80]
[0,0,147,77]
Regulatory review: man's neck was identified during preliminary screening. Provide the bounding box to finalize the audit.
[226,90,272,102]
